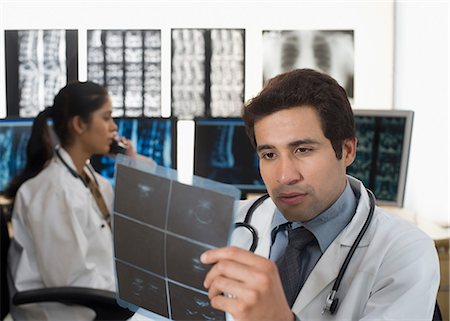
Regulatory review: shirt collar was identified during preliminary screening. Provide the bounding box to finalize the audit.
[271,179,357,253]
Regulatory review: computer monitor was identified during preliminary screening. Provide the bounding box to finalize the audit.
[194,110,413,206]
[0,119,34,192]
[90,117,177,185]
[193,118,265,196]
[350,109,413,207]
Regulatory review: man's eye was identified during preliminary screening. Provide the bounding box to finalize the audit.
[295,147,312,154]
[262,152,276,160]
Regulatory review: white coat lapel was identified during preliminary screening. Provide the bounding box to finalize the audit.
[292,183,373,312]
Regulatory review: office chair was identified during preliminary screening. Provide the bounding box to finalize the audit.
[0,205,133,321]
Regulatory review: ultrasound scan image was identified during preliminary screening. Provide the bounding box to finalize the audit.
[263,30,354,99]
[113,160,239,320]
[167,180,235,247]
[169,283,225,321]
[114,165,170,228]
[114,214,165,276]
[115,261,169,318]
[171,29,245,119]
[166,234,211,291]
[87,30,161,117]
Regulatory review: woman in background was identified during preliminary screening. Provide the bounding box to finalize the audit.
[5,81,138,320]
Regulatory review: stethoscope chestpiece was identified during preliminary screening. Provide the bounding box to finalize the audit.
[323,290,339,315]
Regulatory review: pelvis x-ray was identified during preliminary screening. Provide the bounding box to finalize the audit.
[263,30,354,99]
[113,159,239,320]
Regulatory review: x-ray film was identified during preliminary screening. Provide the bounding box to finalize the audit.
[263,30,354,99]
[113,155,240,320]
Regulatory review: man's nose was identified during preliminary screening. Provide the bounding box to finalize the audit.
[276,155,302,185]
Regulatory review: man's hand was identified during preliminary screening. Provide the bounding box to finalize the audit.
[201,246,295,321]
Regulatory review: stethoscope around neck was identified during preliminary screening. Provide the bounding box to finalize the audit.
[234,188,376,315]
[55,148,98,188]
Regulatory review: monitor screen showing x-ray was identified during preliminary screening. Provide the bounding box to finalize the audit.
[193,111,413,207]
[194,118,265,196]
[0,119,33,192]
[90,118,176,186]
[113,156,240,321]
[349,110,413,207]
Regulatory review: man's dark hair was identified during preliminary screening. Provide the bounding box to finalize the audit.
[242,68,355,159]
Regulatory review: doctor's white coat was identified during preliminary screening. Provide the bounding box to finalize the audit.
[7,148,115,321]
[231,176,440,321]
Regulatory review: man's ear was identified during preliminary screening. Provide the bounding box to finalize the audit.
[342,137,357,167]
[70,116,87,136]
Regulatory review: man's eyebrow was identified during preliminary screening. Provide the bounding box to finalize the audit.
[287,139,320,147]
[256,144,274,153]
[256,139,320,153]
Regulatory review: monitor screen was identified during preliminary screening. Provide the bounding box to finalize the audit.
[0,119,34,192]
[194,111,413,206]
[194,118,265,195]
[349,110,413,207]
[90,118,177,186]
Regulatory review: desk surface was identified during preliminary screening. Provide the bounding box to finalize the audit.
[382,206,450,243]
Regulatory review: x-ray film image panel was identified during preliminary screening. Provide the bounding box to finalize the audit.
[115,260,169,318]
[115,164,169,228]
[262,30,354,99]
[166,234,211,291]
[169,283,225,321]
[167,180,235,247]
[114,215,165,276]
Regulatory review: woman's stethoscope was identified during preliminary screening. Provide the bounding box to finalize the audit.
[55,148,99,188]
[234,188,376,315]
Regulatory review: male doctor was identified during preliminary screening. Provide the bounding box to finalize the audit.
[201,69,440,321]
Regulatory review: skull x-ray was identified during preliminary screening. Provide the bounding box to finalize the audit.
[263,30,354,99]
[113,156,240,320]
[87,30,162,117]
[171,29,245,119]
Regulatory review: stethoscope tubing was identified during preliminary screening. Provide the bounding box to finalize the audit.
[236,188,376,315]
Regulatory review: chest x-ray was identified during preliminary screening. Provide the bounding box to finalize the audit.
[263,30,354,99]
[113,155,240,320]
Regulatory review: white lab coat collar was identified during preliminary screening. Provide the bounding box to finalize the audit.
[54,146,78,173]
[293,176,374,311]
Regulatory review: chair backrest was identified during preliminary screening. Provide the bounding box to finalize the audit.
[433,302,443,321]
[1,205,11,320]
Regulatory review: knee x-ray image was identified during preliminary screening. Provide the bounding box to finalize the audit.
[113,157,239,320]
[263,30,354,99]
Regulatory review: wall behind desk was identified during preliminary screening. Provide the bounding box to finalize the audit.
[0,1,447,225]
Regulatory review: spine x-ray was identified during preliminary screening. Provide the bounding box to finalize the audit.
[5,30,77,117]
[348,116,406,202]
[171,29,245,119]
[88,30,162,117]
